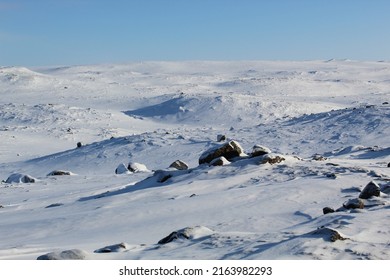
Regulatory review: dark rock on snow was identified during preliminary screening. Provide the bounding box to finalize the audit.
[359,181,380,199]
[169,160,189,170]
[323,207,335,215]
[47,170,72,176]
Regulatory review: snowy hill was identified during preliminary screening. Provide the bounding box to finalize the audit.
[0,61,389,260]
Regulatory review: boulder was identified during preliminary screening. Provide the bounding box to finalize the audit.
[359,181,380,199]
[5,173,36,184]
[37,249,87,260]
[250,145,271,157]
[47,170,73,176]
[158,226,214,244]
[94,242,128,253]
[128,162,149,173]
[115,163,129,174]
[199,140,245,164]
[312,154,327,161]
[387,162,390,168]
[169,160,189,170]
[209,156,230,166]
[343,198,364,209]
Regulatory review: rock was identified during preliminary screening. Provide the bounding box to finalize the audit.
[45,203,64,208]
[169,160,189,170]
[37,249,87,260]
[158,231,190,244]
[154,170,173,183]
[94,242,128,253]
[311,227,347,242]
[260,154,285,165]
[312,154,327,161]
[199,140,245,164]
[158,226,214,244]
[381,184,390,195]
[343,198,364,209]
[359,181,380,199]
[322,207,335,215]
[387,162,390,167]
[217,134,226,142]
[128,162,149,173]
[47,170,73,176]
[115,163,129,174]
[250,145,271,157]
[76,142,83,148]
[209,156,230,166]
[5,173,36,184]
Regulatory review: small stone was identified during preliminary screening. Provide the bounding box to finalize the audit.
[323,207,335,215]
[387,162,390,168]
[77,142,83,148]
[217,134,226,142]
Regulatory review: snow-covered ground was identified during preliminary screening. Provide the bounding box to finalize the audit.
[0,60,389,260]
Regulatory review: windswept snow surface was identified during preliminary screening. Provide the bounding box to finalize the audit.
[0,61,389,260]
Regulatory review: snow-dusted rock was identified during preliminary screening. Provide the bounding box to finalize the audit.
[128,162,149,173]
[359,181,381,199]
[250,145,271,157]
[199,140,245,164]
[5,173,36,184]
[37,249,87,260]
[260,154,285,165]
[115,163,129,174]
[209,156,230,166]
[310,227,347,242]
[94,242,128,253]
[158,226,214,244]
[343,198,364,209]
[169,160,189,170]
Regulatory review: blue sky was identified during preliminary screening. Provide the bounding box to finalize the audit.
[1,0,390,66]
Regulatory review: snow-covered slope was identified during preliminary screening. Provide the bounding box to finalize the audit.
[0,61,389,260]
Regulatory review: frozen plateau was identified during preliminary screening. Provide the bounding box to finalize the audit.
[0,60,389,260]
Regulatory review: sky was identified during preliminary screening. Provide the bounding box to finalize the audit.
[0,0,390,66]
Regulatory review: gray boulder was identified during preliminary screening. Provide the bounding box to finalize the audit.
[199,140,245,164]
